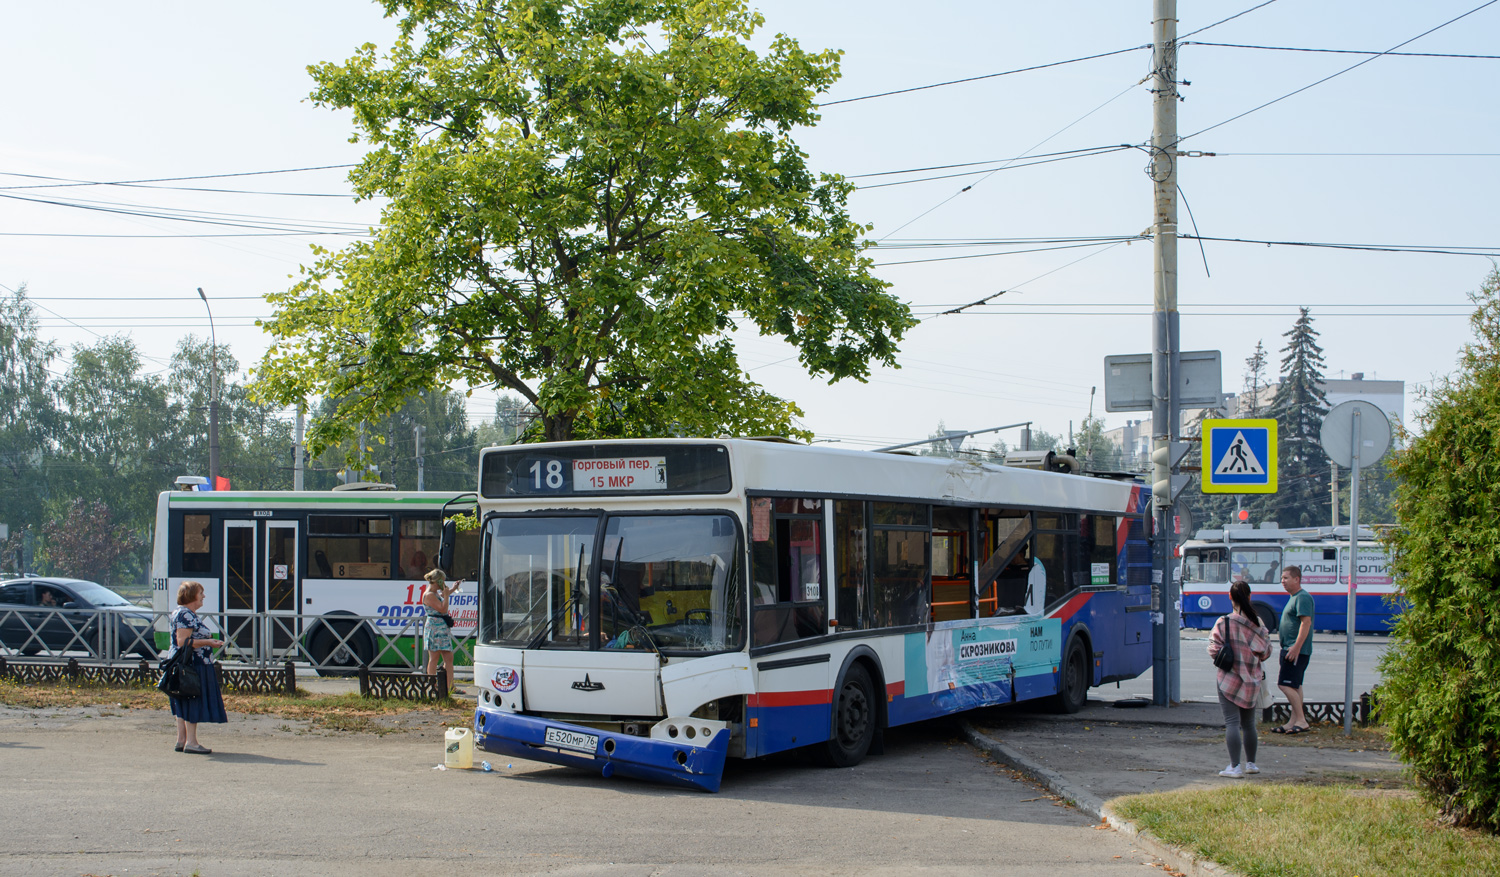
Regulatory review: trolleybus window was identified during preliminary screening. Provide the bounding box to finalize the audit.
[182,514,212,573]
[307,515,392,579]
[833,500,869,631]
[871,501,929,629]
[1230,547,1280,584]
[979,510,1034,616]
[751,498,826,646]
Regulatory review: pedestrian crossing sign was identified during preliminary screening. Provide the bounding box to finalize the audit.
[1201,419,1277,494]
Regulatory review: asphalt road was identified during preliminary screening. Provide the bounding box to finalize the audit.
[1101,630,1390,704]
[0,703,1175,876]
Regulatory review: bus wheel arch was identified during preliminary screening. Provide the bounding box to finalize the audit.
[817,648,883,768]
[306,612,375,677]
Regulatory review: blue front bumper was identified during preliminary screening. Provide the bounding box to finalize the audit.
[473,707,730,793]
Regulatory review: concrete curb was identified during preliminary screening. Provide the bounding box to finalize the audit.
[958,720,1235,877]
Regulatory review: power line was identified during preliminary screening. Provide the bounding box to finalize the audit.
[872,238,1140,268]
[1180,234,1500,257]
[1182,40,1500,61]
[817,45,1149,107]
[0,164,357,188]
[1182,0,1500,142]
[1179,0,1282,40]
[853,145,1136,190]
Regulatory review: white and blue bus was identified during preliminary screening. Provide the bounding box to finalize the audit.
[462,439,1154,791]
[1180,523,1398,634]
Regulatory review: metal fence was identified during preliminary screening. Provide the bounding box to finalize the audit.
[0,605,474,676]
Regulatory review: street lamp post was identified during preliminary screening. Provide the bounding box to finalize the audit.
[197,287,219,487]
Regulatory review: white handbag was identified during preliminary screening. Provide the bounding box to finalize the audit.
[1254,668,1276,710]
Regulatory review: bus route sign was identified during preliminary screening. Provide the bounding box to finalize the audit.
[1200,419,1277,494]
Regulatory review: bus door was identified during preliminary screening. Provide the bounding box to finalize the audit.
[221,519,300,660]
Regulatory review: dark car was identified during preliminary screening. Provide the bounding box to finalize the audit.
[0,578,158,659]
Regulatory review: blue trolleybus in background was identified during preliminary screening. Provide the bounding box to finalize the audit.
[1179,522,1398,634]
[462,439,1155,791]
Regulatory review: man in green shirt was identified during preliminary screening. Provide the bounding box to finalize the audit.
[1273,565,1315,733]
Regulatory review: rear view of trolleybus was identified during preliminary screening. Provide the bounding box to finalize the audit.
[466,439,1154,791]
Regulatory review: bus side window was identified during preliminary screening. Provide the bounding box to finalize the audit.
[751,498,827,647]
[977,510,1032,616]
[833,501,868,631]
[869,502,929,629]
[307,515,393,579]
[930,506,971,623]
[182,514,212,573]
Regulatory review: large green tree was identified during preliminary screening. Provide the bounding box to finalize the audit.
[0,284,59,549]
[1265,308,1331,528]
[1380,267,1500,832]
[256,0,914,450]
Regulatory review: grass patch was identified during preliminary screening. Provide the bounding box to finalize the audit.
[0,678,471,733]
[1112,784,1500,877]
[1261,720,1390,752]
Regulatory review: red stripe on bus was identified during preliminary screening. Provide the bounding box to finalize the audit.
[749,689,832,708]
[1051,593,1091,622]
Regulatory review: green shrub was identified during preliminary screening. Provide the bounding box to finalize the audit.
[1381,267,1500,833]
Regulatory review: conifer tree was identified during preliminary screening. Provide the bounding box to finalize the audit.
[1266,308,1331,527]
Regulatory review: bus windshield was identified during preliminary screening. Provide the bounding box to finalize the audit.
[480,512,744,653]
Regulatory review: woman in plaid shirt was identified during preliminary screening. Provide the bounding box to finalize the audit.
[1209,580,1272,778]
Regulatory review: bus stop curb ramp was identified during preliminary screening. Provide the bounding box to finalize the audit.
[958,720,1232,877]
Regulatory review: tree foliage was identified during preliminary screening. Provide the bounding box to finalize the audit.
[40,498,139,588]
[256,0,915,450]
[1263,308,1331,527]
[1380,267,1500,832]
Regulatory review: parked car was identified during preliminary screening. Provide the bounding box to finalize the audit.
[0,577,158,659]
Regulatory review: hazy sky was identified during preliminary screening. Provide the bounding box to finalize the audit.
[4,1,1495,452]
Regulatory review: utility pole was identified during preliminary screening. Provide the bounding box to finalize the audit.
[196,287,220,488]
[294,405,305,491]
[415,425,426,491]
[1149,0,1181,707]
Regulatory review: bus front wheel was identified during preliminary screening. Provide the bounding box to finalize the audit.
[818,663,875,768]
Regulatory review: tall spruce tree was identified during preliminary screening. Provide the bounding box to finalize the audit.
[1266,308,1331,528]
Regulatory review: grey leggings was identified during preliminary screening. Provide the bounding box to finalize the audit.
[1218,690,1258,766]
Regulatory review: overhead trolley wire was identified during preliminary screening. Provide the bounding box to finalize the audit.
[1182,40,1500,61]
[1181,0,1500,143]
[817,45,1149,107]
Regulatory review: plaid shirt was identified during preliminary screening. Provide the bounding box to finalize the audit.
[1209,612,1271,709]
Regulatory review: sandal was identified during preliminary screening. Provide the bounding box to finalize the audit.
[1269,726,1289,734]
[1284,725,1311,735]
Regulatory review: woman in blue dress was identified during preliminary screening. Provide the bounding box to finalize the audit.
[169,581,227,754]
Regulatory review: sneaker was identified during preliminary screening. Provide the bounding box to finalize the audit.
[1244,762,1260,774]
[1219,764,1244,778]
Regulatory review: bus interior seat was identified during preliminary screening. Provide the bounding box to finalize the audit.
[314,550,333,578]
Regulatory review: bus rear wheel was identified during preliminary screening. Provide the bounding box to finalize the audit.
[309,621,372,677]
[1051,637,1089,714]
[818,663,875,768]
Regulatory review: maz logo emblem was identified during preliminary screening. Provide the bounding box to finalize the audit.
[571,674,605,692]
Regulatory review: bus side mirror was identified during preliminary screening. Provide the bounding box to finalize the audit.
[438,519,457,575]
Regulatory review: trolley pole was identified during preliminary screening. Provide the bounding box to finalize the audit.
[1149,0,1181,706]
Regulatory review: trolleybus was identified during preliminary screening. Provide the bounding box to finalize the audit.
[1179,523,1397,633]
[150,485,479,672]
[463,438,1155,791]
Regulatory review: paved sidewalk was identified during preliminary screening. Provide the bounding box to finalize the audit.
[959,699,1402,876]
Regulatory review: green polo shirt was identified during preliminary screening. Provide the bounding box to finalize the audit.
[1279,588,1315,654]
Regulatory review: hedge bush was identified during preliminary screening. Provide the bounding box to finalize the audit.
[1381,267,1500,832]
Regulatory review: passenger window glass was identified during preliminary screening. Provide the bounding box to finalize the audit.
[752,498,828,647]
[871,529,927,628]
[399,517,440,579]
[872,502,925,527]
[308,515,393,578]
[0,584,28,604]
[182,514,211,573]
[978,510,1034,617]
[833,501,868,632]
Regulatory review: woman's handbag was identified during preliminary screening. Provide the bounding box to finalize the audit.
[1254,667,1276,710]
[1211,623,1236,672]
[158,640,202,700]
